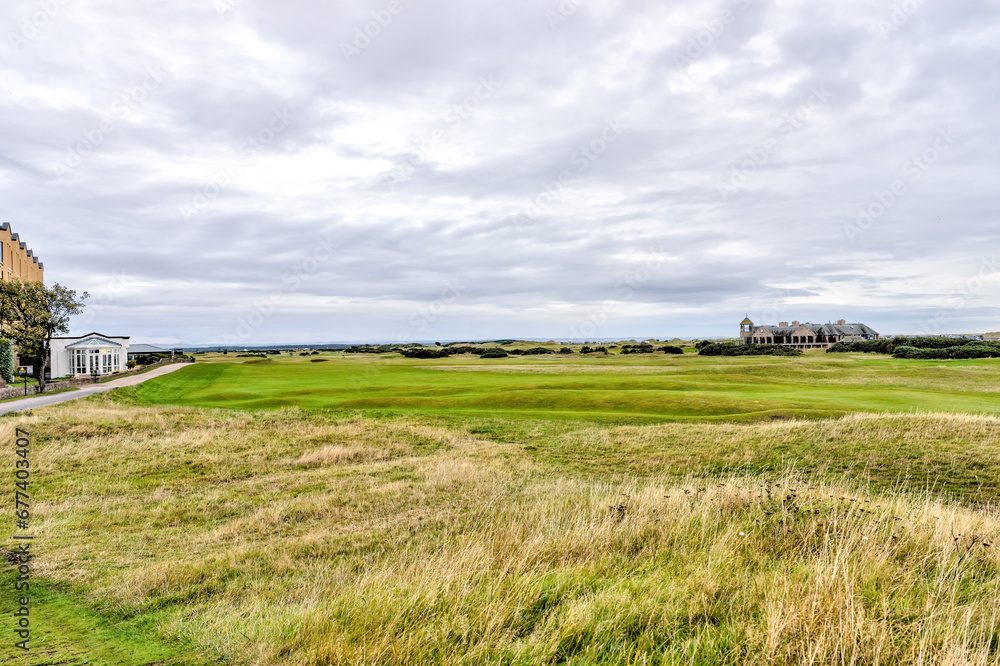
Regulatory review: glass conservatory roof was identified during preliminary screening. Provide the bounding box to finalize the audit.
[65,337,122,349]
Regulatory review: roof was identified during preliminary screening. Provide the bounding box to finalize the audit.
[52,331,130,340]
[740,316,754,325]
[129,344,170,354]
[754,322,879,337]
[65,335,124,350]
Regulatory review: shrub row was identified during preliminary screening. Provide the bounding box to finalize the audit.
[698,343,803,357]
[827,337,1000,357]
[620,344,654,354]
[893,344,1000,360]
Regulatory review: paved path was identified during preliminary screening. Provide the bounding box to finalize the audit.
[0,363,190,415]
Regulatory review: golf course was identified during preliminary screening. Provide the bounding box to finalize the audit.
[5,346,1000,665]
[130,348,1000,421]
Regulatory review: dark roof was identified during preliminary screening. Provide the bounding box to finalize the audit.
[129,344,170,354]
[754,322,879,337]
[52,331,131,340]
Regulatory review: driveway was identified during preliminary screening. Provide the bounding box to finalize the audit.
[0,363,190,415]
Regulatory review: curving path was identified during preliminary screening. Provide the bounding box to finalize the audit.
[0,363,190,415]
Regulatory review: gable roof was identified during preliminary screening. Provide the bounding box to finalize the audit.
[52,331,130,340]
[65,335,124,349]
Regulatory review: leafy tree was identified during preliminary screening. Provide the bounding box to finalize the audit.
[0,338,13,383]
[0,281,87,393]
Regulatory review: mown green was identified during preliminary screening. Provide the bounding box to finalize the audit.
[131,351,1000,422]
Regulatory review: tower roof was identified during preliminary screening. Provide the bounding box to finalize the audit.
[740,316,754,325]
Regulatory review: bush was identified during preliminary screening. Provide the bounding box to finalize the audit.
[892,344,1000,360]
[559,347,573,354]
[827,337,997,355]
[580,346,594,354]
[399,348,450,359]
[699,343,802,357]
[620,344,654,354]
[658,345,684,354]
[479,349,509,359]
[523,347,555,355]
[127,360,137,369]
[695,340,715,351]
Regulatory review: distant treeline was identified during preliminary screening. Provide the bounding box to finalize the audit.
[828,337,1000,359]
[337,342,690,359]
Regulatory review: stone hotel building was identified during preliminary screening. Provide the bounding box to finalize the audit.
[739,317,879,350]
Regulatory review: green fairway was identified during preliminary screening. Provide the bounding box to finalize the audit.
[129,350,1000,422]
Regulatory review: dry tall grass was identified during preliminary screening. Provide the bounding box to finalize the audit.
[6,402,1000,664]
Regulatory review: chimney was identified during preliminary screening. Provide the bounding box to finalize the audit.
[837,319,846,325]
[792,321,800,326]
[779,322,789,327]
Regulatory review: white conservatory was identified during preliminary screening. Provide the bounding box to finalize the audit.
[49,333,130,378]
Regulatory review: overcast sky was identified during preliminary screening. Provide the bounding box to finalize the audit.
[2,0,998,345]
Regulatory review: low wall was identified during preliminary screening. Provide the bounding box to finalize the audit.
[0,380,73,402]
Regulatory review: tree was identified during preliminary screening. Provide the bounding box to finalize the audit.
[0,338,13,384]
[0,281,87,393]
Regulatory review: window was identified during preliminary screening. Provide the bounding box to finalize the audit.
[73,350,89,374]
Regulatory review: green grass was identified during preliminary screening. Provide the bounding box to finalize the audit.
[131,351,1000,422]
[0,569,222,665]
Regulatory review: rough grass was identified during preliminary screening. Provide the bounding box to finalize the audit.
[6,398,1000,664]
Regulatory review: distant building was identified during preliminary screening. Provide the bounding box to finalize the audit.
[0,223,44,283]
[50,333,130,377]
[128,343,171,360]
[739,317,879,350]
